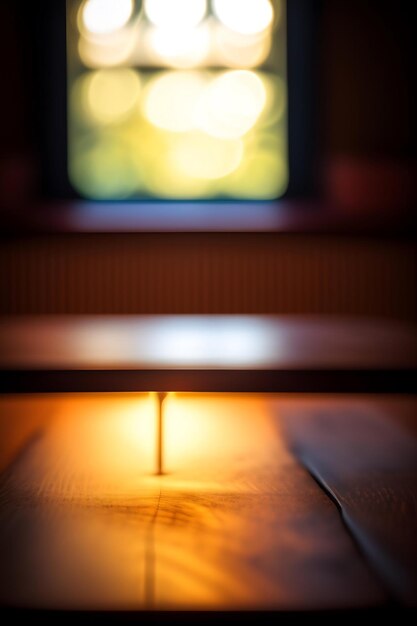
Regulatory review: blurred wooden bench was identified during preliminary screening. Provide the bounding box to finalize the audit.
[0,315,416,393]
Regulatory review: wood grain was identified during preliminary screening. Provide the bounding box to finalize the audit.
[282,403,417,605]
[0,394,385,611]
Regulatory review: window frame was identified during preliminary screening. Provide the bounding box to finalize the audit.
[33,0,319,206]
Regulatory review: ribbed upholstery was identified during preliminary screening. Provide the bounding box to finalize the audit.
[1,234,415,319]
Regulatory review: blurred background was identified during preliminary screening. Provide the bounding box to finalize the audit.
[67,0,288,200]
[0,0,415,320]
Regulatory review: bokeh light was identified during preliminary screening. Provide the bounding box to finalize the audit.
[68,0,287,200]
[213,0,275,36]
[69,135,141,199]
[84,69,141,125]
[170,132,243,180]
[81,0,134,35]
[228,149,287,199]
[197,70,267,139]
[214,26,272,68]
[78,27,138,68]
[143,72,207,132]
[144,0,207,29]
[146,23,211,68]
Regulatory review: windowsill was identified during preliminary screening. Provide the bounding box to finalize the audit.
[1,199,415,237]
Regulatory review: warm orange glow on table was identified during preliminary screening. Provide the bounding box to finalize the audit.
[0,393,388,610]
[19,393,280,492]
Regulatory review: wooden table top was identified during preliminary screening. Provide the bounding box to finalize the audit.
[282,402,417,606]
[0,394,387,612]
[0,316,416,393]
[1,393,416,612]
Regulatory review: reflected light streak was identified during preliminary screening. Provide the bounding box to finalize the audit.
[51,317,286,367]
[81,0,134,35]
[144,0,207,29]
[142,318,277,365]
[213,0,275,36]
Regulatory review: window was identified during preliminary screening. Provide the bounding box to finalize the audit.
[66,0,288,200]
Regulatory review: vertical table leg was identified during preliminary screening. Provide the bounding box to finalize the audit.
[156,392,167,475]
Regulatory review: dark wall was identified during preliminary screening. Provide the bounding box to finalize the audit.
[0,232,415,319]
[319,0,416,212]
[322,0,415,159]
